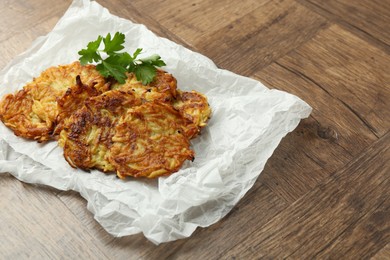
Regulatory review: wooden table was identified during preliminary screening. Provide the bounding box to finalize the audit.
[1,0,389,259]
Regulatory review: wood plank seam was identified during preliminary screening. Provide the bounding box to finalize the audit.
[152,183,289,259]
[336,98,380,138]
[56,198,113,259]
[301,147,333,169]
[295,0,390,54]
[372,242,390,259]
[274,61,332,96]
[310,198,389,259]
[221,131,389,258]
[273,61,381,139]
[114,0,200,53]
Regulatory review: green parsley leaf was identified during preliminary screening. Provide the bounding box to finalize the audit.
[78,32,166,85]
[103,32,125,54]
[78,36,102,65]
[112,52,133,67]
[97,60,128,84]
[134,63,157,85]
[132,48,143,59]
[140,54,166,67]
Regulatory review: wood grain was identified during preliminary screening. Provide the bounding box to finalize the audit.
[96,0,194,50]
[131,0,328,76]
[372,243,390,260]
[143,183,288,259]
[0,1,71,69]
[224,132,390,259]
[300,0,390,46]
[270,24,390,138]
[254,24,390,202]
[0,0,389,258]
[0,0,71,43]
[0,175,109,259]
[57,191,157,259]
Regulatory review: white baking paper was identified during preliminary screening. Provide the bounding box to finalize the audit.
[0,0,311,244]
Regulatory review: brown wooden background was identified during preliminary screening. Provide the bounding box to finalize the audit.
[1,0,389,259]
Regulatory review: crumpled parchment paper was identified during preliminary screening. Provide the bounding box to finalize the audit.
[0,0,312,244]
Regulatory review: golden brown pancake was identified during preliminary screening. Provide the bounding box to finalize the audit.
[111,69,177,103]
[53,75,102,136]
[173,90,212,139]
[59,90,141,172]
[109,101,195,178]
[0,61,108,141]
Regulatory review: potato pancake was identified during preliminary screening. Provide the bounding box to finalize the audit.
[59,90,141,172]
[111,69,177,103]
[54,75,102,136]
[0,61,108,141]
[1,61,211,179]
[109,102,195,178]
[173,90,212,139]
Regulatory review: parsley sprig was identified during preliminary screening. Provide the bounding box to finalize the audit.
[78,32,166,85]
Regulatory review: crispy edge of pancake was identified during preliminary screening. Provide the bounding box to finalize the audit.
[173,90,212,139]
[111,69,177,103]
[0,88,53,141]
[53,75,110,137]
[109,101,195,179]
[59,90,141,172]
[0,61,109,142]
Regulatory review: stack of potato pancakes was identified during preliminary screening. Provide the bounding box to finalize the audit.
[0,62,211,179]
